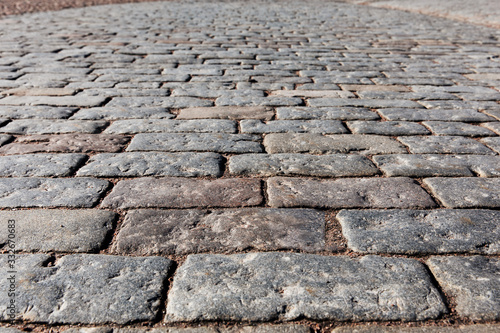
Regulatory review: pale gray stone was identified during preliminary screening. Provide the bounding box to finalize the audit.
[398,136,495,154]
[481,137,500,154]
[176,106,274,120]
[276,107,379,120]
[166,253,446,322]
[127,133,262,153]
[338,209,500,254]
[332,324,500,332]
[0,210,116,252]
[66,326,310,333]
[378,109,494,122]
[264,134,406,155]
[215,96,302,107]
[0,254,171,323]
[230,154,378,177]
[267,177,435,208]
[423,178,500,208]
[240,120,347,134]
[77,152,223,177]
[0,120,107,134]
[0,178,109,208]
[347,121,430,135]
[423,121,496,137]
[70,107,174,120]
[106,97,212,108]
[308,98,422,108]
[0,153,86,177]
[427,256,500,320]
[0,95,107,107]
[0,106,77,119]
[482,122,500,135]
[104,119,236,134]
[0,134,12,146]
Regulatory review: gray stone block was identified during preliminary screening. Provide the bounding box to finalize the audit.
[240,120,347,134]
[332,324,500,332]
[481,137,500,154]
[70,107,175,120]
[104,119,237,134]
[423,121,496,137]
[0,106,77,119]
[424,178,500,208]
[106,97,212,108]
[176,106,274,120]
[0,153,86,177]
[347,121,430,136]
[378,109,493,122]
[276,107,379,120]
[398,136,494,154]
[308,98,422,108]
[0,120,107,134]
[215,96,302,107]
[0,95,107,107]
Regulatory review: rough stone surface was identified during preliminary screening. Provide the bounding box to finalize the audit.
[102,178,262,209]
[0,210,116,252]
[427,256,500,320]
[347,121,430,136]
[276,107,379,120]
[0,119,107,134]
[104,119,236,134]
[240,120,347,134]
[481,137,500,154]
[267,177,435,208]
[398,136,495,154]
[338,209,500,254]
[0,95,107,107]
[424,178,500,208]
[0,106,77,119]
[0,254,171,323]
[378,108,493,122]
[63,325,310,333]
[114,208,325,255]
[166,253,446,322]
[0,153,87,177]
[70,107,175,120]
[332,324,500,333]
[423,121,497,137]
[176,106,274,120]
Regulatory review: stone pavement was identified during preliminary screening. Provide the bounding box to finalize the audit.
[0,0,499,331]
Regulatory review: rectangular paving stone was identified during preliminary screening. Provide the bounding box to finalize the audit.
[0,134,129,155]
[101,178,262,209]
[230,154,378,177]
[176,106,274,120]
[166,253,446,322]
[0,209,116,252]
[308,98,422,108]
[104,119,237,134]
[1,87,76,96]
[77,152,223,177]
[423,121,496,137]
[106,97,213,108]
[264,134,407,155]
[70,107,175,120]
[270,90,354,98]
[378,108,494,122]
[338,209,500,254]
[481,137,500,154]
[276,107,379,120]
[347,121,430,135]
[0,95,107,107]
[423,178,500,208]
[0,178,109,208]
[0,254,171,323]
[0,119,107,134]
[114,208,324,255]
[240,120,347,134]
[0,106,77,119]
[341,84,411,92]
[215,96,302,107]
[427,256,500,320]
[65,325,311,333]
[482,122,500,135]
[127,133,262,153]
[332,324,500,333]
[374,154,500,177]
[398,136,495,154]
[0,153,87,177]
[267,177,435,209]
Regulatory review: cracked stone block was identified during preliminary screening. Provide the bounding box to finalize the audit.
[0,209,115,252]
[229,154,378,177]
[106,97,212,108]
[332,324,500,332]
[114,208,324,255]
[0,134,129,155]
[70,107,175,120]
[0,106,77,119]
[240,120,347,134]
[0,95,107,107]
[0,153,87,177]
[0,178,109,208]
[346,121,430,136]
[423,178,500,208]
[378,108,494,122]
[104,119,237,134]
[338,209,500,254]
[176,106,274,120]
[276,107,379,120]
[308,98,421,108]
[481,137,500,154]
[398,136,494,154]
[77,152,223,177]
[423,121,497,137]
[267,177,435,209]
[373,155,500,177]
[264,134,406,155]
[427,256,500,320]
[166,253,446,322]
[102,178,262,209]
[0,254,171,324]
[127,133,262,153]
[0,120,107,134]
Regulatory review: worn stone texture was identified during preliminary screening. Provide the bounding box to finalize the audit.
[77,152,223,177]
[276,107,379,120]
[347,121,430,136]
[176,106,274,120]
[0,106,77,119]
[481,137,500,154]
[70,107,175,120]
[64,325,310,333]
[0,254,171,323]
[0,119,107,134]
[104,119,237,134]
[114,208,325,255]
[0,95,107,107]
[398,136,495,154]
[424,178,500,208]
[102,178,262,209]
[105,97,213,108]
[338,209,500,254]
[427,256,500,320]
[240,120,347,134]
[0,153,87,177]
[378,108,493,122]
[166,253,446,322]
[423,121,496,137]
[267,177,435,208]
[332,324,500,333]
[0,210,116,252]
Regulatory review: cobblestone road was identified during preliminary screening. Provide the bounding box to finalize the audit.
[0,0,499,332]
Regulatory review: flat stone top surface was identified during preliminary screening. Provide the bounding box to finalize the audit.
[0,0,499,331]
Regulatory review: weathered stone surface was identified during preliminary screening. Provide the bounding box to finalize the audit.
[308,98,421,108]
[215,96,302,107]
[374,155,500,177]
[0,106,77,119]
[1,87,76,96]
[240,120,347,134]
[267,177,435,208]
[0,120,107,134]
[276,107,379,120]
[0,254,171,323]
[0,153,86,177]
[106,97,213,108]
[347,121,430,135]
[0,178,109,208]
[427,256,500,320]
[378,108,493,122]
[0,210,116,252]
[64,325,310,333]
[398,136,494,154]
[264,134,406,155]
[230,154,378,177]
[176,106,274,120]
[77,152,223,177]
[166,253,446,322]
[0,95,107,107]
[70,107,175,120]
[332,324,500,333]
[0,134,12,146]
[102,178,262,209]
[338,209,500,254]
[0,134,129,155]
[114,208,324,255]
[341,84,410,92]
[104,119,236,134]
[127,133,262,153]
[270,90,354,98]
[423,121,496,137]
[481,137,500,154]
[423,178,500,208]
